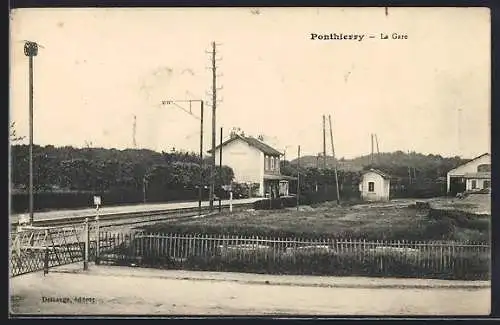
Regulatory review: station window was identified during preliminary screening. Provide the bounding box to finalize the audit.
[471,180,477,189]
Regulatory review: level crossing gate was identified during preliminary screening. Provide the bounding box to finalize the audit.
[10,219,98,277]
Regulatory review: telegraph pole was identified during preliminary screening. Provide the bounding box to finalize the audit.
[322,115,327,169]
[210,42,217,212]
[24,41,38,225]
[161,99,204,216]
[370,134,374,165]
[132,115,137,148]
[219,127,223,212]
[208,41,222,212]
[200,101,204,216]
[374,133,380,164]
[297,145,301,210]
[407,150,412,184]
[328,115,340,205]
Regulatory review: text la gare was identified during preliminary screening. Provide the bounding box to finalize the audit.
[381,33,408,40]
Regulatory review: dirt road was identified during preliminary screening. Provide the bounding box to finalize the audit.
[10,264,490,316]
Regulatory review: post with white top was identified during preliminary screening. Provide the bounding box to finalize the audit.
[83,217,89,271]
[229,191,233,212]
[95,214,100,265]
[93,196,101,265]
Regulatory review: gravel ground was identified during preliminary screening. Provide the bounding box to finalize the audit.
[428,194,491,215]
[10,264,490,316]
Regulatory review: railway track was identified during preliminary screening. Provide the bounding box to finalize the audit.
[10,202,254,231]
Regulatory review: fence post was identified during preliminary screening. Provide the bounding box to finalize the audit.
[95,213,100,265]
[84,217,89,271]
[43,246,49,276]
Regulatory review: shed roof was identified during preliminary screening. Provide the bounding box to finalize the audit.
[362,168,392,180]
[208,134,283,156]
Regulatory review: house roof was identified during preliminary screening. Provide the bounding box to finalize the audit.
[470,152,491,161]
[447,152,490,174]
[208,134,283,156]
[362,168,391,179]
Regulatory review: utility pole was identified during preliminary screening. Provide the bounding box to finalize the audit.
[297,145,301,210]
[314,153,320,192]
[207,41,222,212]
[200,101,204,216]
[24,41,38,226]
[370,133,374,165]
[457,108,462,153]
[219,127,223,212]
[374,133,380,165]
[161,99,204,216]
[322,115,327,169]
[407,150,412,185]
[328,115,341,205]
[132,115,137,148]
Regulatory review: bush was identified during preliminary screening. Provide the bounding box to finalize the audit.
[252,197,297,210]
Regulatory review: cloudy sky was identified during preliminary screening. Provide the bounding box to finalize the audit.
[10,7,490,159]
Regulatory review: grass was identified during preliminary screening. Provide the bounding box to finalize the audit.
[139,198,490,243]
[113,197,491,280]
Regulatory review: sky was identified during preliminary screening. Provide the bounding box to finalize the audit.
[10,7,490,160]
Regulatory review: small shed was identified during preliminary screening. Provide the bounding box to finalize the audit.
[359,169,391,202]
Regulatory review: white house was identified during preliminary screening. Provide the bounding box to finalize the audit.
[447,153,491,195]
[209,134,296,197]
[358,169,391,202]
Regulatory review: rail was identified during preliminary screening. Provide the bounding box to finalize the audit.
[11,202,255,229]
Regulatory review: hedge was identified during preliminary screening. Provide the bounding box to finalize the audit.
[10,188,214,213]
[252,197,297,210]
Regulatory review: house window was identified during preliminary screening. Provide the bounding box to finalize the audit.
[471,180,477,189]
[477,164,491,172]
[265,156,269,170]
[368,182,375,192]
[271,156,275,170]
[483,180,491,189]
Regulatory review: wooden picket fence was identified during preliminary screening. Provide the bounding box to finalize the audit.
[96,232,491,280]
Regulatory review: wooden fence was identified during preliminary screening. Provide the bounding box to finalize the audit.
[97,232,490,280]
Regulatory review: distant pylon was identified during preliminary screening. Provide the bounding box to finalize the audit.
[132,115,137,148]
